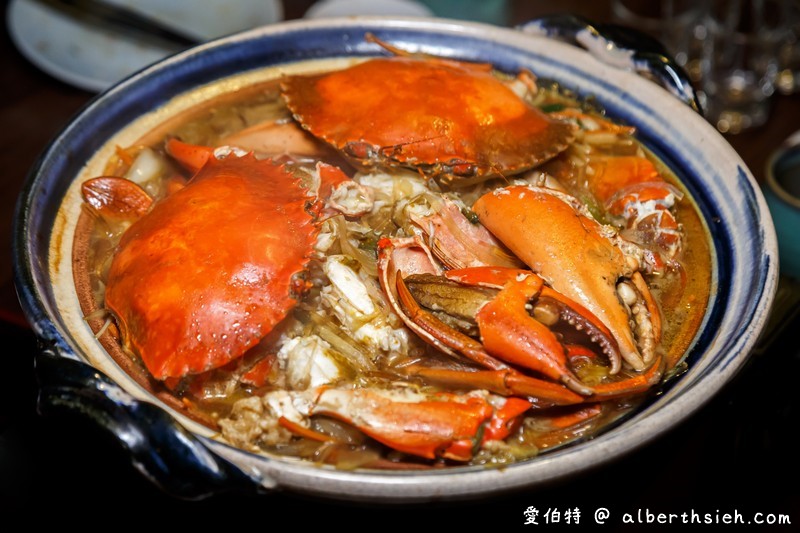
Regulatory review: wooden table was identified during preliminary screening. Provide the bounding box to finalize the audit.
[2,0,798,525]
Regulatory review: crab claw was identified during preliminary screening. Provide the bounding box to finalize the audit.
[378,237,621,399]
[473,186,662,372]
[466,268,618,396]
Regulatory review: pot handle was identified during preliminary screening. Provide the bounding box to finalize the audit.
[34,346,261,499]
[518,13,703,114]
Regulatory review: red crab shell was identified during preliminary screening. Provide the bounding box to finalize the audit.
[281,56,575,185]
[104,153,318,380]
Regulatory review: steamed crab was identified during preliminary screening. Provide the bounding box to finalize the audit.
[83,146,321,380]
[280,35,576,187]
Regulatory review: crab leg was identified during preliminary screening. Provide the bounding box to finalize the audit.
[378,235,498,366]
[586,354,664,401]
[165,138,216,173]
[395,275,595,404]
[444,266,621,387]
[524,403,606,450]
[218,118,336,160]
[268,386,533,461]
[483,397,534,442]
[403,365,584,407]
[446,266,621,357]
[310,388,494,461]
[379,237,657,402]
[380,243,541,375]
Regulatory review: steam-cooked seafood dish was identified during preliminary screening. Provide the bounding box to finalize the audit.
[74,41,711,469]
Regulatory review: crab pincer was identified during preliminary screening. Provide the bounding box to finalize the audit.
[377,237,627,404]
[473,186,663,374]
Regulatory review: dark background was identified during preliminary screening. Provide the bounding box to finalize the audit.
[2,0,799,528]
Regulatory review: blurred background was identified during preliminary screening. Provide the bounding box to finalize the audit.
[1,0,799,526]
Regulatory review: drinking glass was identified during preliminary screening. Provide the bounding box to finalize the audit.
[699,0,790,134]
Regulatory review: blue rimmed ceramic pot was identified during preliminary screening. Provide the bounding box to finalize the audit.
[13,15,778,502]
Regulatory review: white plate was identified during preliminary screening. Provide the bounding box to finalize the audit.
[304,0,432,18]
[6,0,283,92]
